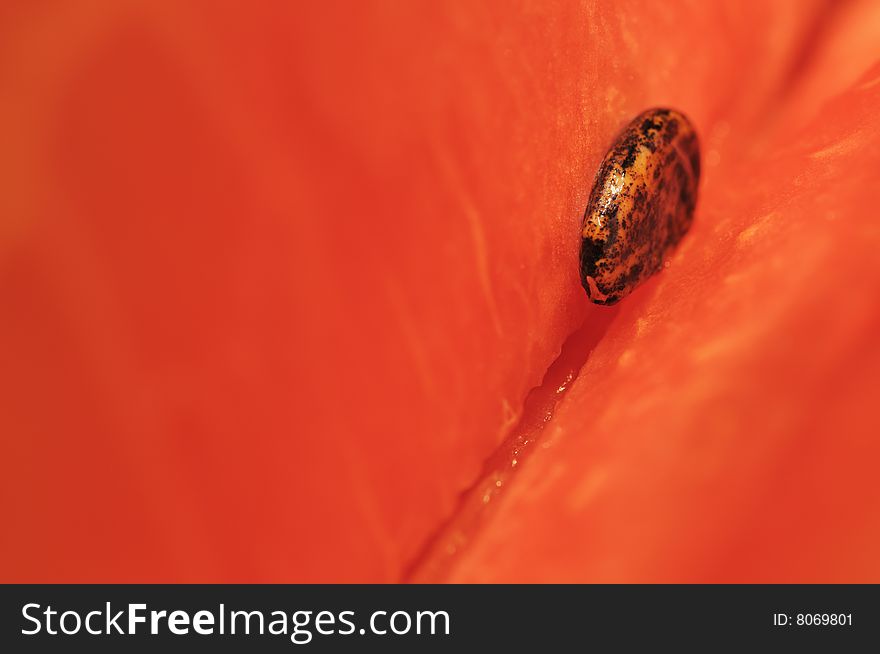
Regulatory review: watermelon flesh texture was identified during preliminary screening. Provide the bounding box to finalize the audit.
[1,0,879,581]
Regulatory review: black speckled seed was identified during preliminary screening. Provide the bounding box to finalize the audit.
[580,108,700,305]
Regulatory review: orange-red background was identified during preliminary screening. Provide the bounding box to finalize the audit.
[2,1,879,582]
